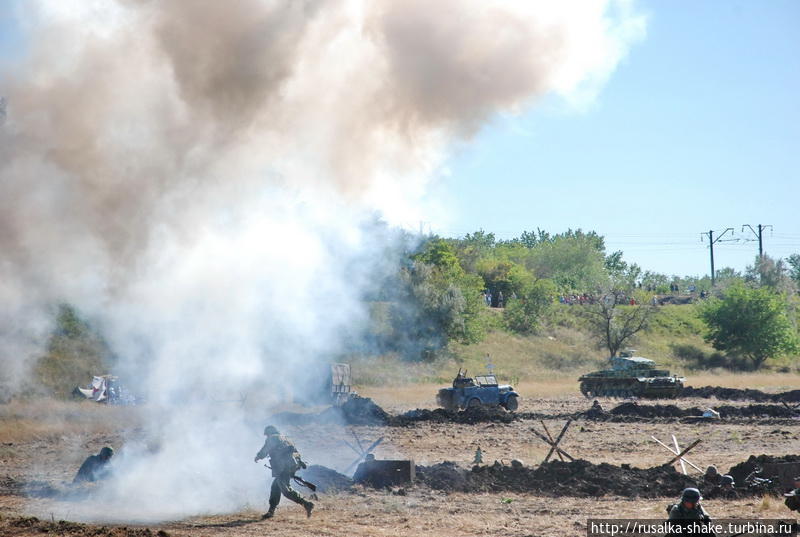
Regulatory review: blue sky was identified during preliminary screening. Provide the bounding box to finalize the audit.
[0,2,797,278]
[437,0,800,277]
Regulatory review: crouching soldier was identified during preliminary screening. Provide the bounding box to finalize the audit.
[254,425,314,519]
[667,488,712,534]
[73,446,114,483]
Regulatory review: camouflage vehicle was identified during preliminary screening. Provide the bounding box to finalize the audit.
[436,369,520,411]
[579,351,684,398]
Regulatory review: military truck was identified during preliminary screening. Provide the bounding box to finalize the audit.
[578,350,684,398]
[436,369,520,411]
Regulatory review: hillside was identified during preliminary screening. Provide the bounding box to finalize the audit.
[352,303,799,386]
[29,302,799,397]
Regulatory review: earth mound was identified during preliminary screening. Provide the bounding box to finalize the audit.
[297,465,353,493]
[271,395,390,426]
[391,405,516,426]
[584,402,799,422]
[727,454,800,488]
[2,516,169,536]
[416,460,697,497]
[681,386,800,403]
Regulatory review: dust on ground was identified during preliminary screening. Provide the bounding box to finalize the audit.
[2,391,800,537]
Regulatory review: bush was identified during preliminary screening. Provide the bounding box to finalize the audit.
[700,283,797,369]
[504,279,556,334]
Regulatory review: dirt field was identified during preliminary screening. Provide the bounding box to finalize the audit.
[2,382,799,536]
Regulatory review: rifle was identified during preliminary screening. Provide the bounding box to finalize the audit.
[263,464,317,492]
[293,475,317,491]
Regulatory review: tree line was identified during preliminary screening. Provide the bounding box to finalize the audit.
[374,228,799,370]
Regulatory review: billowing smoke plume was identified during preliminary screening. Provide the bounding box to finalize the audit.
[0,0,644,521]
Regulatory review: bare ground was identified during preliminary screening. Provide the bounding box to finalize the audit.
[1,388,799,536]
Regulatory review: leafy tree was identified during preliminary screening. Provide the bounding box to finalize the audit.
[746,255,796,294]
[504,279,556,334]
[476,258,531,306]
[452,230,496,273]
[526,233,608,292]
[413,238,461,273]
[581,289,659,357]
[386,239,486,358]
[700,283,797,369]
[788,254,800,287]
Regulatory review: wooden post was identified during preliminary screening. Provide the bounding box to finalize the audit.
[651,436,702,473]
[544,419,572,463]
[540,420,564,462]
[666,439,701,466]
[531,428,575,462]
[672,435,687,475]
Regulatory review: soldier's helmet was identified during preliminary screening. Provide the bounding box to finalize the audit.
[721,475,734,487]
[681,488,701,502]
[705,465,718,475]
[264,425,279,436]
[99,446,114,459]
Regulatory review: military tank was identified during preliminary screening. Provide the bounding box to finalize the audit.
[578,350,684,398]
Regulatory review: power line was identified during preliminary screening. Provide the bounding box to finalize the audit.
[741,224,773,259]
[701,228,735,287]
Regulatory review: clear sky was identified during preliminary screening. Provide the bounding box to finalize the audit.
[435,0,800,277]
[1,2,798,278]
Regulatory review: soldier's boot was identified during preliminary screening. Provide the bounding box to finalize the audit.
[304,501,314,518]
[261,506,276,520]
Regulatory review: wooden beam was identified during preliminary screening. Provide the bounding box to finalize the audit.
[532,429,574,462]
[342,440,362,457]
[344,437,385,474]
[541,420,564,462]
[672,435,687,475]
[650,436,702,472]
[544,419,572,462]
[351,429,365,453]
[666,439,701,466]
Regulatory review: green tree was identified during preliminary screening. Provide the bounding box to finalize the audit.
[700,283,797,369]
[788,254,800,287]
[525,233,608,292]
[388,239,486,358]
[476,258,532,305]
[746,255,797,294]
[503,279,556,334]
[581,289,659,357]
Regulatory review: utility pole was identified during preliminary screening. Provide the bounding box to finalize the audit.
[701,228,734,287]
[742,224,772,259]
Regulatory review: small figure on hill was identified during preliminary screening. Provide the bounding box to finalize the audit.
[73,446,114,483]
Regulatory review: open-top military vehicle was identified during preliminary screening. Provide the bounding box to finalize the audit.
[436,369,520,411]
[579,350,684,398]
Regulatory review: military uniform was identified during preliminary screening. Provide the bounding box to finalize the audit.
[255,427,313,519]
[73,447,113,483]
[668,502,711,521]
[667,488,712,534]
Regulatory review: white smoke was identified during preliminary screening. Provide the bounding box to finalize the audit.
[0,0,645,521]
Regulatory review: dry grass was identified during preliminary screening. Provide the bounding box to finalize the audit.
[688,372,800,391]
[0,399,140,443]
[359,372,800,411]
[5,489,796,537]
